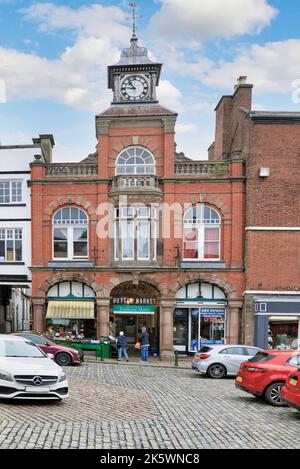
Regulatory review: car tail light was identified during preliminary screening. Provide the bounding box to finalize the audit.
[246,367,266,373]
[199,353,210,360]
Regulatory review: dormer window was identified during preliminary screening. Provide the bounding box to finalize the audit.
[116,147,156,175]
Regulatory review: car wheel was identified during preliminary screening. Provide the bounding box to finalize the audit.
[207,363,227,379]
[56,352,72,367]
[264,382,285,406]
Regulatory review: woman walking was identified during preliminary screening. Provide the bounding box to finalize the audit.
[116,331,129,362]
[138,327,150,363]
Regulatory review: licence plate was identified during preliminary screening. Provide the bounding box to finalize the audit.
[289,379,298,387]
[236,376,243,383]
[25,386,50,393]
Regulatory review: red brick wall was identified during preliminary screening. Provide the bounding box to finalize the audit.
[246,122,300,290]
[246,232,300,290]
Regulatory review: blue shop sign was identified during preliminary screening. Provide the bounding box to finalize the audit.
[201,308,225,316]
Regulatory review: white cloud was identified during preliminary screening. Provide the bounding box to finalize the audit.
[149,0,277,41]
[176,123,199,134]
[0,3,183,113]
[21,2,129,42]
[201,39,300,94]
[157,79,182,109]
[0,34,120,111]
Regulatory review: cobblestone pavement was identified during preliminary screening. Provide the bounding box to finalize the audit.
[0,362,299,449]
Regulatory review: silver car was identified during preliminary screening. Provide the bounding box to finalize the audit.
[192,344,262,379]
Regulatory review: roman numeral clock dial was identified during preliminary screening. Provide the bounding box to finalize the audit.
[121,75,149,102]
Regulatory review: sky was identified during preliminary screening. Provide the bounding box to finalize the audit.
[0,0,300,162]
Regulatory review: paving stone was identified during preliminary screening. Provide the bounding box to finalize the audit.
[0,363,299,449]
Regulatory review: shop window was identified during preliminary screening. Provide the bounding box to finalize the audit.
[53,207,88,260]
[116,146,156,175]
[183,205,221,261]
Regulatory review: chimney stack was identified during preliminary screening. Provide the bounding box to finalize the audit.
[32,134,55,163]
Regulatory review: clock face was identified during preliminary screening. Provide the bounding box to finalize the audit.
[121,75,149,101]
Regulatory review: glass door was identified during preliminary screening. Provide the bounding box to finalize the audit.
[189,308,201,352]
[173,308,188,352]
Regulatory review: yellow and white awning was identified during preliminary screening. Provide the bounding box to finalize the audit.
[46,301,95,320]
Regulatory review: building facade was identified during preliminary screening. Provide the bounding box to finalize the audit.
[30,34,246,358]
[0,139,49,332]
[29,34,300,356]
[210,82,300,351]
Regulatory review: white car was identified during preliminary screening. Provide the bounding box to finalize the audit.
[192,344,262,379]
[0,334,69,400]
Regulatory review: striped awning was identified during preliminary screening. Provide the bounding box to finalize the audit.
[46,301,95,320]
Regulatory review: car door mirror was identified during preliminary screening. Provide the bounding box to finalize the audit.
[47,353,55,360]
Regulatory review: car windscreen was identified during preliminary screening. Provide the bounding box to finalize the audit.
[0,340,46,358]
[248,352,276,363]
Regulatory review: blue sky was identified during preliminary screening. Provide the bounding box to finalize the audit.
[0,0,300,161]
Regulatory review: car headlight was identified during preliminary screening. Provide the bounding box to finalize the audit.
[0,371,13,382]
[58,372,67,383]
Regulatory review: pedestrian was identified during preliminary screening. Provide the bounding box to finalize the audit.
[138,327,150,363]
[116,331,129,362]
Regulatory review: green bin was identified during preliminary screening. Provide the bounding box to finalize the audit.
[99,337,110,359]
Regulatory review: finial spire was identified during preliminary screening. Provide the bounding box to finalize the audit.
[129,2,137,41]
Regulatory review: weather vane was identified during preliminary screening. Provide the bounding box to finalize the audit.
[128,3,142,39]
[129,3,137,37]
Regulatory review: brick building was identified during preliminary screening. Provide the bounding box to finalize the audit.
[29,33,300,356]
[210,78,300,350]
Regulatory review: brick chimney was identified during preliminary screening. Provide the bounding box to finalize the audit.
[211,76,253,160]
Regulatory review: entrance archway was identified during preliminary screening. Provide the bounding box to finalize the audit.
[46,281,96,339]
[174,282,227,354]
[110,282,160,355]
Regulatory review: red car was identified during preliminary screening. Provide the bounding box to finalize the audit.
[235,350,300,406]
[14,333,82,366]
[281,368,300,412]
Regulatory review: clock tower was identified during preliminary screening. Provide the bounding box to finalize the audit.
[108,21,162,105]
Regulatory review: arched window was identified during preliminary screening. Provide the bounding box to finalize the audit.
[183,205,221,261]
[116,146,156,175]
[53,207,88,260]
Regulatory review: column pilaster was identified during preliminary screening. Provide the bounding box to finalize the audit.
[160,299,176,361]
[96,298,110,338]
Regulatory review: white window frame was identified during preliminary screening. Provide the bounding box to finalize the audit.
[183,204,221,262]
[0,228,23,262]
[115,146,156,176]
[0,180,22,205]
[114,207,156,262]
[53,207,88,261]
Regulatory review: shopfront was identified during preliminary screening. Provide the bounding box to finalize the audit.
[174,282,227,354]
[110,282,160,354]
[254,298,300,350]
[45,281,96,339]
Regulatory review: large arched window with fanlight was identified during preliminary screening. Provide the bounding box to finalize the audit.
[183,205,221,261]
[53,207,88,260]
[116,146,156,175]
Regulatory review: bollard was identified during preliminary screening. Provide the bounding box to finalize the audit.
[174,350,179,367]
[100,340,104,362]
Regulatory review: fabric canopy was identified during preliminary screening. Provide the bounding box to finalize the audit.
[46,301,95,320]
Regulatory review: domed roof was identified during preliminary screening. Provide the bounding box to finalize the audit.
[116,35,153,66]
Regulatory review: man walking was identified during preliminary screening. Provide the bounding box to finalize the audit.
[116,331,129,362]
